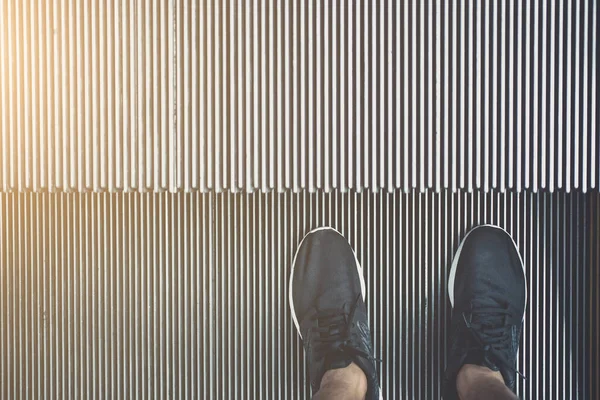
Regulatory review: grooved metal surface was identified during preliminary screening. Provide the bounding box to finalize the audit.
[0,1,598,193]
[0,191,597,399]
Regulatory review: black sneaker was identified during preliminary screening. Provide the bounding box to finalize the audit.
[289,227,381,399]
[443,225,527,399]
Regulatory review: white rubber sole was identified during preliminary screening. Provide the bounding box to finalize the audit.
[447,224,528,320]
[288,226,366,340]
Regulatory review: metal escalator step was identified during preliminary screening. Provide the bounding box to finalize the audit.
[1,191,598,399]
[0,1,598,193]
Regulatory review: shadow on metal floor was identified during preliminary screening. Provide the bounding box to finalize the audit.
[0,190,598,399]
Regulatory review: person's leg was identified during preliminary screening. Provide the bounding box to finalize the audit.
[289,227,380,400]
[443,225,527,400]
[456,364,518,400]
[312,362,367,400]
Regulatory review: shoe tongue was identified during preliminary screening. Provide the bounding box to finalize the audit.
[325,351,353,371]
[463,348,500,372]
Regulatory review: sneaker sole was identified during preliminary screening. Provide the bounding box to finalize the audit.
[288,226,366,340]
[447,224,528,320]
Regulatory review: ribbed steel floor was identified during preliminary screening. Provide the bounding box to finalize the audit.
[1,191,598,399]
[1,2,599,399]
[1,1,598,193]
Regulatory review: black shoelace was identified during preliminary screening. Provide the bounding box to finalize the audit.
[462,307,527,381]
[309,295,378,366]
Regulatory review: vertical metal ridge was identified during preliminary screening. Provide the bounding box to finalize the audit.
[591,192,600,400]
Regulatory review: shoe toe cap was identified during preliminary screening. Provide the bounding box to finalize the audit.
[455,226,526,310]
[291,228,363,318]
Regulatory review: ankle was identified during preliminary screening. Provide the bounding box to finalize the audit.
[319,362,367,399]
[456,364,516,400]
